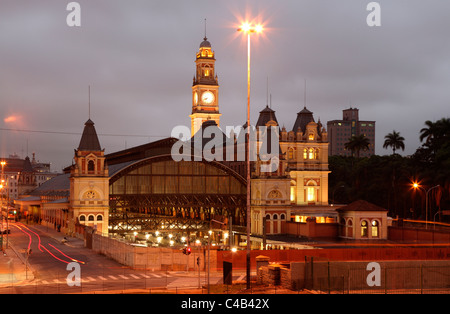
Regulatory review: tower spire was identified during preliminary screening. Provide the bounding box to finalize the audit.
[204,18,207,40]
[88,85,91,120]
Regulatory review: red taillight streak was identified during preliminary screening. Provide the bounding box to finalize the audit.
[16,223,84,265]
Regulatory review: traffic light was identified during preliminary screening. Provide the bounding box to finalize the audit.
[182,247,191,255]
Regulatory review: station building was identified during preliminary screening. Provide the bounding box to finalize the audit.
[14,35,388,242]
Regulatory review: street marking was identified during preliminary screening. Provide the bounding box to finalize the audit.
[129,274,140,279]
[140,274,150,278]
[119,275,128,280]
[98,276,107,280]
[108,275,118,280]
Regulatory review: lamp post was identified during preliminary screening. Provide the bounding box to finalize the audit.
[0,161,5,252]
[237,21,263,290]
[413,183,440,229]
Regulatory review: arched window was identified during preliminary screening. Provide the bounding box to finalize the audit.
[348,219,353,238]
[315,148,320,160]
[288,148,294,160]
[88,160,95,172]
[371,220,379,237]
[79,215,86,222]
[88,214,95,222]
[273,214,278,220]
[303,148,308,160]
[97,214,103,221]
[280,214,285,220]
[361,220,368,237]
[308,148,314,160]
[306,181,316,202]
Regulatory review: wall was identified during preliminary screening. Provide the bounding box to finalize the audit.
[257,259,450,292]
[217,247,450,270]
[92,233,216,271]
[389,226,450,243]
[285,220,338,238]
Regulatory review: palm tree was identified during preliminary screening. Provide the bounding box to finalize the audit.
[345,134,370,158]
[419,118,450,157]
[383,130,405,155]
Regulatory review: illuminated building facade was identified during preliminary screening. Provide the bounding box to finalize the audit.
[15,34,394,243]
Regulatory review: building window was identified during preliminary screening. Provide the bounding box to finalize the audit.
[88,160,95,172]
[361,220,368,237]
[307,187,315,202]
[88,215,95,222]
[309,133,314,141]
[371,220,379,237]
[288,148,294,160]
[303,148,308,160]
[290,186,296,202]
[308,148,314,160]
[79,215,86,222]
[97,214,103,221]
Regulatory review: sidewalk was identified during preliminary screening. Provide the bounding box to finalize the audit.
[0,244,34,287]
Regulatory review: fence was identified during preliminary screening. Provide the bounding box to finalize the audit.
[301,258,450,294]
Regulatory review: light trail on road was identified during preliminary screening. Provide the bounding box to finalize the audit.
[14,223,85,264]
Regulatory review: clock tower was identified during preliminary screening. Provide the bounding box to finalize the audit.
[190,36,221,137]
[69,119,109,235]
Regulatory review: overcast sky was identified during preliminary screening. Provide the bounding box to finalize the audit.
[1,0,449,171]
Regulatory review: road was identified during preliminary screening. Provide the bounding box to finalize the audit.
[0,222,226,294]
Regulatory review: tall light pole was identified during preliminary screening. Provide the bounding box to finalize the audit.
[0,161,5,252]
[413,183,440,229]
[237,21,263,290]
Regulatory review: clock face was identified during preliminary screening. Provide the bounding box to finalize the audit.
[201,91,215,104]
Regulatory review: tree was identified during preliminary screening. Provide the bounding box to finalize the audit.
[345,134,370,158]
[383,130,405,155]
[418,118,450,162]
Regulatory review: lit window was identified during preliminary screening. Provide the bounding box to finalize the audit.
[309,133,314,141]
[303,148,308,160]
[290,186,295,202]
[204,69,210,76]
[361,220,368,237]
[308,148,314,160]
[288,149,293,160]
[307,187,315,202]
[371,220,379,237]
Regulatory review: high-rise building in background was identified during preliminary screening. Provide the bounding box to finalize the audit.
[327,108,375,157]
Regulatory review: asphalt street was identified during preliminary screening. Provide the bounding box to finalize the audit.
[0,222,234,294]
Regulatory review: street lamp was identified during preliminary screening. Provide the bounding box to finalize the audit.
[0,161,5,251]
[237,20,264,291]
[412,183,440,229]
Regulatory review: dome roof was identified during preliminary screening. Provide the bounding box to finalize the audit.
[200,37,211,48]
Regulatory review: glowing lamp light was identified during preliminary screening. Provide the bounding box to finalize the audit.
[237,22,264,34]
